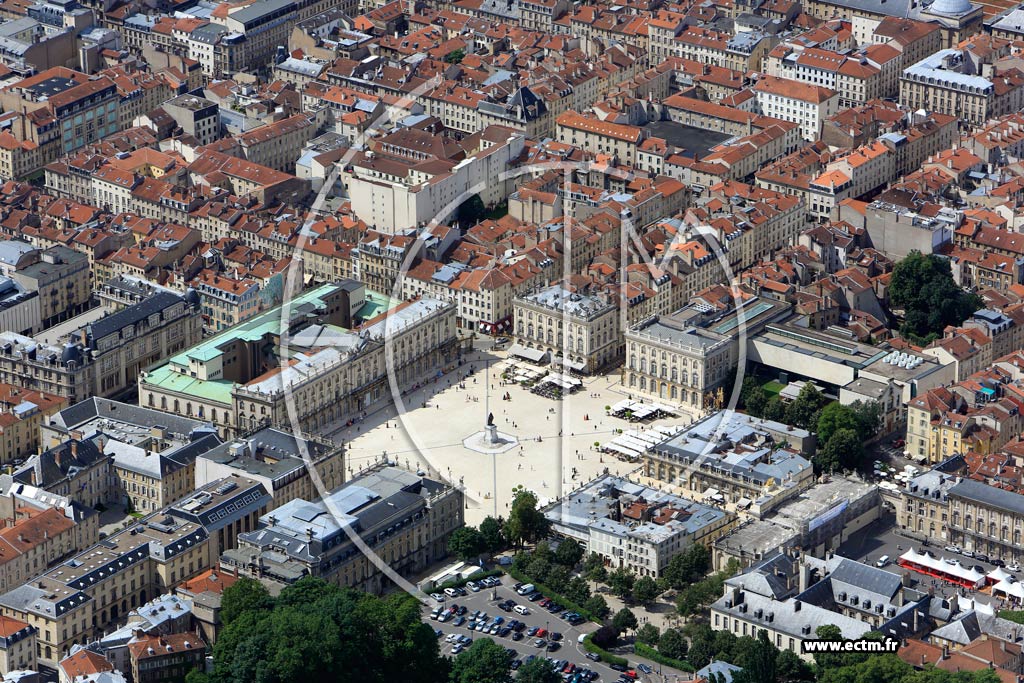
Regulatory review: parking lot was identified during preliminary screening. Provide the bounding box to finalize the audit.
[424,576,674,682]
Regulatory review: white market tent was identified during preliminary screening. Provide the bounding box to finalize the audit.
[987,567,1013,584]
[899,549,985,587]
[994,579,1024,601]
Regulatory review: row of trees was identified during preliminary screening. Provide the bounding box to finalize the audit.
[511,541,610,618]
[637,622,813,683]
[450,486,550,562]
[676,558,740,617]
[584,543,709,606]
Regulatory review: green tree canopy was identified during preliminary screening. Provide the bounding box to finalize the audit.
[207,578,448,683]
[612,608,638,634]
[785,383,828,430]
[635,623,661,647]
[504,486,550,548]
[816,402,860,447]
[479,516,506,553]
[632,575,660,604]
[584,553,608,582]
[220,577,272,627]
[565,576,591,605]
[449,639,513,683]
[763,396,786,423]
[608,568,635,598]
[515,657,562,683]
[851,400,883,438]
[890,251,982,343]
[733,631,777,683]
[447,527,485,561]
[815,428,864,473]
[554,539,585,568]
[584,595,610,619]
[658,628,688,660]
[591,625,618,649]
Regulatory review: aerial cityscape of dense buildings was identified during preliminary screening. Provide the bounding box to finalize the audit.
[0,0,1022,680]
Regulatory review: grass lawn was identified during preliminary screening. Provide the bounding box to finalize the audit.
[999,611,1024,624]
[762,380,785,397]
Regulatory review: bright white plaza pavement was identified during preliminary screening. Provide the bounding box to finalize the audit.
[323,341,695,525]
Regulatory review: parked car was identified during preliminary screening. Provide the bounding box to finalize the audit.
[466,581,480,592]
[514,605,530,615]
[430,593,445,603]
[511,660,522,670]
[992,558,1006,568]
[976,553,991,563]
[451,644,464,655]
[1010,562,1021,572]
[512,632,523,641]
[945,545,961,554]
[586,653,601,662]
[535,639,547,648]
[453,616,466,627]
[963,549,976,558]
[638,665,653,675]
[547,642,561,652]
[609,664,628,672]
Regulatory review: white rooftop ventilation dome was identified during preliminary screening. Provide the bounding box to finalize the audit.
[929,0,973,14]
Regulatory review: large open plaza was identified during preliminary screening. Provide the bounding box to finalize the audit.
[323,341,696,524]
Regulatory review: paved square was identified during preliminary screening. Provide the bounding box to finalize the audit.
[323,345,693,524]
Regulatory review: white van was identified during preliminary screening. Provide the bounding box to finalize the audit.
[444,587,459,598]
[517,583,535,596]
[876,555,890,567]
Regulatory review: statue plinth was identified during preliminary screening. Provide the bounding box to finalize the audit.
[485,424,499,444]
